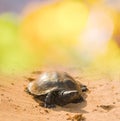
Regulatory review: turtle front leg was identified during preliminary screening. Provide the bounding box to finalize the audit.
[44,92,56,108]
[72,95,84,103]
[57,90,80,106]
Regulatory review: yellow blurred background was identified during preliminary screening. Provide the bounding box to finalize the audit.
[0,0,120,75]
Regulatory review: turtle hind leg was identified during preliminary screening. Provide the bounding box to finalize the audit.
[72,96,84,103]
[44,92,56,108]
[24,87,31,95]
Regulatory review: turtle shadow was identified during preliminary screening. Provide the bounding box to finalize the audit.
[53,93,88,113]
[53,100,88,114]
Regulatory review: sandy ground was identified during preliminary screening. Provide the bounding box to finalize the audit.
[0,69,120,121]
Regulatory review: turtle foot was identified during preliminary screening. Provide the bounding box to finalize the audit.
[72,96,84,103]
[44,103,56,108]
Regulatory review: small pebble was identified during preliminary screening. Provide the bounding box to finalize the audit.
[44,109,49,113]
[11,83,14,85]
[1,94,4,96]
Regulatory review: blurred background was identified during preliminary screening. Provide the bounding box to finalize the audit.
[0,0,120,75]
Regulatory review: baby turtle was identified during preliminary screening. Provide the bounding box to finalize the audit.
[27,71,87,108]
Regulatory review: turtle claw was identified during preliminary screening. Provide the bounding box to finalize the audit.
[44,104,56,108]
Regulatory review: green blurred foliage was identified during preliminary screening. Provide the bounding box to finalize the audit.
[0,13,33,74]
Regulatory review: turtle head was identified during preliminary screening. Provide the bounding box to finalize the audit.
[81,85,88,92]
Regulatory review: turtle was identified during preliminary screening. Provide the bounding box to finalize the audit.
[27,71,87,108]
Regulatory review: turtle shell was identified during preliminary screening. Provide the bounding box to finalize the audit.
[27,71,82,95]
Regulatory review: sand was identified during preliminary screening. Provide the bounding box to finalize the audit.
[0,69,120,121]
